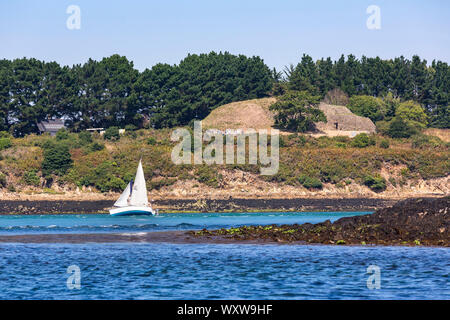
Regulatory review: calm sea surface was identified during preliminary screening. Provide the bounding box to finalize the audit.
[0,212,448,300]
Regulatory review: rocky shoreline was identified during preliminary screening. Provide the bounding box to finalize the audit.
[188,197,450,246]
[0,197,401,215]
[0,197,447,246]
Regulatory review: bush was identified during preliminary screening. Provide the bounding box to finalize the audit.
[347,95,385,122]
[55,128,69,140]
[0,137,12,151]
[351,133,370,148]
[379,139,390,149]
[23,170,40,186]
[0,131,11,138]
[387,117,417,138]
[147,137,157,145]
[375,120,390,136]
[103,126,120,140]
[78,131,93,145]
[196,166,220,187]
[124,124,137,131]
[42,142,73,177]
[298,175,323,189]
[411,134,444,149]
[90,142,105,152]
[363,175,387,192]
[396,100,428,129]
[0,172,7,188]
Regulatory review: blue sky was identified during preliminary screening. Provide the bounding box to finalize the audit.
[0,0,449,71]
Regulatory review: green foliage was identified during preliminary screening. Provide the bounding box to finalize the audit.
[90,142,105,152]
[411,134,444,149]
[347,95,385,122]
[41,141,73,177]
[387,117,417,138]
[0,137,12,150]
[1,53,448,139]
[350,133,373,148]
[0,131,11,138]
[136,52,272,128]
[124,124,137,131]
[23,169,40,186]
[0,172,7,188]
[74,160,127,192]
[78,131,93,145]
[103,126,120,141]
[379,139,390,149]
[375,120,390,136]
[147,137,157,145]
[55,128,69,140]
[270,91,325,132]
[395,100,428,130]
[363,175,387,192]
[298,175,323,189]
[196,166,221,188]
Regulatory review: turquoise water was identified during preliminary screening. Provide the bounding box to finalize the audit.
[0,212,448,300]
[0,211,371,234]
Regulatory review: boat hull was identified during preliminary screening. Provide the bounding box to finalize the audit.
[109,206,155,216]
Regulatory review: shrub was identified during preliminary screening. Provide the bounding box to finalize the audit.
[55,128,69,140]
[0,131,11,138]
[124,124,137,131]
[411,134,444,149]
[147,137,157,145]
[396,100,428,129]
[103,126,120,140]
[347,95,385,122]
[149,178,177,190]
[42,142,73,177]
[78,131,93,145]
[375,120,390,136]
[196,166,220,187]
[363,175,387,192]
[298,175,323,189]
[23,170,40,186]
[270,91,325,132]
[0,172,7,188]
[387,117,417,138]
[379,139,390,149]
[90,142,105,152]
[351,133,370,148]
[0,137,12,151]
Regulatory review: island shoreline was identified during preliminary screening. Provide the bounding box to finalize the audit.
[0,197,410,215]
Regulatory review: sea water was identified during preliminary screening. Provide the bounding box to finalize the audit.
[0,212,448,300]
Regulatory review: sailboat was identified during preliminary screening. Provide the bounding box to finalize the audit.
[109,159,156,216]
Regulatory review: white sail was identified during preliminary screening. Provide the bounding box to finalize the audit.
[114,182,131,207]
[129,160,149,207]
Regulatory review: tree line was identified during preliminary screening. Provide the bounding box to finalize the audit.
[0,52,272,136]
[274,54,449,129]
[0,52,448,137]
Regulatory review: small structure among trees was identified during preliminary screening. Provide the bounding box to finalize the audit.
[37,119,65,136]
[314,103,376,135]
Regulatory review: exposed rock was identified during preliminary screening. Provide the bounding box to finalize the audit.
[190,197,450,246]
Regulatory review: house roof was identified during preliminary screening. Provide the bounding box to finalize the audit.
[37,119,65,132]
